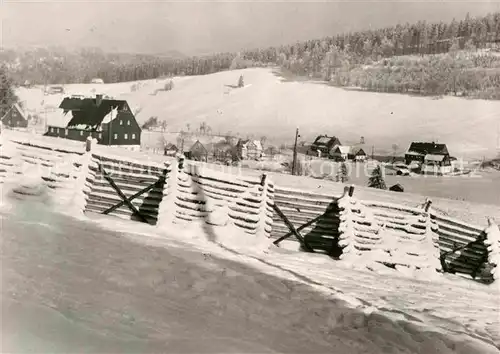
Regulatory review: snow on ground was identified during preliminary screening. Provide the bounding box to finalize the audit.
[1,188,499,353]
[17,67,500,159]
[89,209,500,352]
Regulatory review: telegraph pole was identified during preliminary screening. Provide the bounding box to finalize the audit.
[291,128,300,176]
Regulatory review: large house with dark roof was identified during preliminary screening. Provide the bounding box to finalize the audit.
[307,135,342,158]
[44,95,142,149]
[405,141,452,175]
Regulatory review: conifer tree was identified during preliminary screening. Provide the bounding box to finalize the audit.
[0,66,18,118]
[336,162,349,183]
[368,165,387,189]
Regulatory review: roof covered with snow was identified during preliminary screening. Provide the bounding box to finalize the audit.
[333,145,350,154]
[407,142,449,156]
[58,97,132,129]
[424,154,446,162]
[311,135,341,149]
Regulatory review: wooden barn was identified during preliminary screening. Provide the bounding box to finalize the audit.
[44,95,142,149]
[1,103,28,129]
[307,135,342,158]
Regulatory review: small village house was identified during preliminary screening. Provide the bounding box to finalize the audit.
[348,147,367,162]
[404,141,452,175]
[422,154,453,175]
[307,135,342,158]
[212,141,239,164]
[163,143,178,157]
[187,140,209,162]
[330,145,351,162]
[389,183,405,192]
[1,103,29,129]
[91,78,105,84]
[405,142,450,165]
[44,95,142,150]
[237,139,263,160]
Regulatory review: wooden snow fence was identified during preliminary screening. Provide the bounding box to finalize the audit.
[337,186,441,272]
[270,186,341,254]
[158,157,274,236]
[431,212,492,281]
[0,137,85,201]
[84,152,169,225]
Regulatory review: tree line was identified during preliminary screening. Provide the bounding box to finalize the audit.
[3,12,500,98]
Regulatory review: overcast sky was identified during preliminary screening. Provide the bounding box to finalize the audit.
[2,0,500,55]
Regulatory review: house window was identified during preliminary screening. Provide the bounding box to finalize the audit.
[49,127,53,132]
[132,133,136,139]
[124,133,128,139]
[65,129,68,136]
[80,131,83,136]
[127,120,130,126]
[120,120,123,125]
[98,133,102,139]
[114,133,118,140]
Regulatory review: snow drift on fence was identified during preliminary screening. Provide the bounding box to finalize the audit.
[0,136,87,207]
[338,188,442,274]
[158,161,274,237]
[484,219,500,281]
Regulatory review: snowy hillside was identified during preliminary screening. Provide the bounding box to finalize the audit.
[16,68,500,159]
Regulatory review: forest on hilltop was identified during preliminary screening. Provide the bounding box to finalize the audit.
[2,12,500,99]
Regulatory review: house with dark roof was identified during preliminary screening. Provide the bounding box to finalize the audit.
[44,95,142,149]
[1,103,28,129]
[405,142,449,164]
[405,141,452,175]
[307,135,342,158]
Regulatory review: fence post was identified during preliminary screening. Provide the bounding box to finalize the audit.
[338,185,356,261]
[348,185,355,197]
[257,173,273,238]
[157,154,182,228]
[67,137,95,216]
[484,217,500,282]
[421,197,442,272]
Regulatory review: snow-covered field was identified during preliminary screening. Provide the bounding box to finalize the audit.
[1,184,499,353]
[16,67,500,159]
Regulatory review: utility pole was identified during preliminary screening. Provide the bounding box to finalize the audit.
[291,128,300,176]
[108,108,113,145]
[371,145,374,160]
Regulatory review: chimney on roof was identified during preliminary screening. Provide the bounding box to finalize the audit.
[96,94,103,106]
